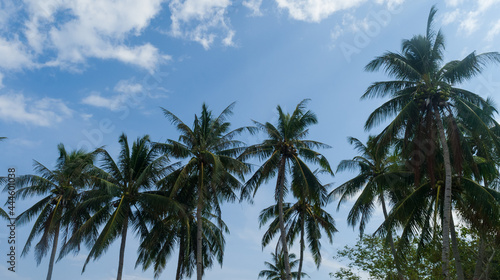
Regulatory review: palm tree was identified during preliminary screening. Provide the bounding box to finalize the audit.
[331,136,412,279]
[259,201,336,280]
[240,99,333,280]
[14,144,95,280]
[59,134,174,280]
[259,170,336,280]
[258,252,308,280]
[156,102,249,280]
[136,178,228,280]
[362,6,500,278]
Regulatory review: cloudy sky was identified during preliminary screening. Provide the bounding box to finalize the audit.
[1,0,500,279]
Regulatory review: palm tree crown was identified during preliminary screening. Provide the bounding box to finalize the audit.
[362,6,500,279]
[157,102,249,280]
[14,144,95,280]
[240,99,333,280]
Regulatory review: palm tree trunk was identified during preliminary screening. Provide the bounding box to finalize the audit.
[480,247,496,280]
[473,235,486,280]
[176,236,184,280]
[434,107,452,280]
[46,223,60,280]
[380,194,404,280]
[117,214,129,280]
[277,156,292,280]
[197,163,204,280]
[450,215,464,280]
[297,210,305,280]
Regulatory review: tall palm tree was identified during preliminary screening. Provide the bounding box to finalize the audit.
[259,200,336,280]
[136,178,228,280]
[259,170,336,280]
[240,99,333,280]
[331,136,411,279]
[362,6,500,278]
[14,144,95,280]
[59,134,174,280]
[156,102,249,280]
[258,252,308,280]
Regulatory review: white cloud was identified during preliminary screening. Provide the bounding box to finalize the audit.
[275,0,366,22]
[82,79,165,111]
[222,29,236,46]
[243,0,263,16]
[445,0,464,7]
[275,0,405,23]
[0,0,20,30]
[442,9,460,25]
[0,93,72,126]
[446,0,500,37]
[0,37,34,70]
[168,0,234,49]
[0,0,169,72]
[0,73,3,89]
[486,19,500,41]
[459,11,479,35]
[477,0,500,12]
[114,80,143,94]
[81,91,126,111]
[80,113,93,121]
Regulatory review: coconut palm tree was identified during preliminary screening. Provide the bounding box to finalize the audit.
[136,176,228,280]
[58,134,174,280]
[259,200,336,280]
[331,136,412,279]
[14,144,95,280]
[259,169,336,280]
[258,252,308,280]
[240,99,333,280]
[362,6,500,278]
[156,102,249,280]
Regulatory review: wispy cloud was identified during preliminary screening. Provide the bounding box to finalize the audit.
[168,0,235,49]
[275,0,366,22]
[442,0,500,36]
[82,79,166,111]
[0,93,72,126]
[243,0,263,16]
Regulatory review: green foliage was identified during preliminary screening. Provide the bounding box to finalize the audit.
[332,229,500,280]
[259,253,308,280]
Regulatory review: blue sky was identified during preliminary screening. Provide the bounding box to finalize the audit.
[1,0,500,279]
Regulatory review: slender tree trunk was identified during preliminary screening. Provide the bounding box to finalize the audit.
[380,194,404,280]
[434,108,452,280]
[450,215,464,280]
[197,163,204,280]
[480,248,496,280]
[277,156,292,280]
[297,209,305,280]
[46,223,60,280]
[176,236,184,280]
[473,235,486,280]
[117,213,129,280]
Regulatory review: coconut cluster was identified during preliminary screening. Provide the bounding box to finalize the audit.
[414,84,451,108]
